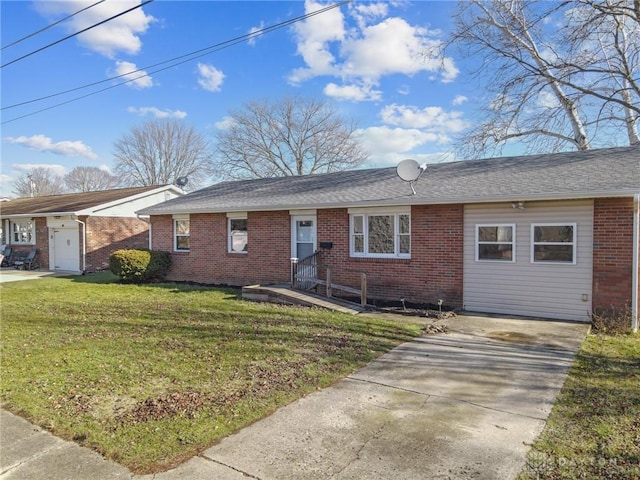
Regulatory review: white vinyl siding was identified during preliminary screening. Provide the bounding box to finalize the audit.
[463,201,593,322]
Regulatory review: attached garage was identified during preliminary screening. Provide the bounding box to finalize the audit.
[463,200,594,322]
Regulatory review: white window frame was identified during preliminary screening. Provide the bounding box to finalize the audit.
[475,224,516,263]
[173,215,190,252]
[227,213,248,254]
[10,219,36,245]
[531,223,577,264]
[348,207,411,259]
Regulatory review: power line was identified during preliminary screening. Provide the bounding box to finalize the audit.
[1,1,350,125]
[1,0,154,68]
[1,0,106,51]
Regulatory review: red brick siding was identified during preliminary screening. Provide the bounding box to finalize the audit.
[152,205,464,308]
[317,205,464,308]
[84,216,149,272]
[592,197,636,311]
[152,211,291,285]
[3,217,49,269]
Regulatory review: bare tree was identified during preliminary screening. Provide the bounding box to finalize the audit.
[64,166,119,192]
[449,0,639,157]
[213,96,368,179]
[113,119,213,189]
[13,167,65,197]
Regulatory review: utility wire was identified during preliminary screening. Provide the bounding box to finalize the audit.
[1,1,350,125]
[1,0,154,68]
[1,0,106,50]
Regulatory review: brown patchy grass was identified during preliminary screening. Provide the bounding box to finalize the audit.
[0,272,422,473]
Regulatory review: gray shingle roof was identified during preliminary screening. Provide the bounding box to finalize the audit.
[139,146,640,215]
[1,186,169,217]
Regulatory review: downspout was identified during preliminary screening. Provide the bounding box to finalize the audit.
[71,216,86,274]
[137,214,151,249]
[632,193,639,333]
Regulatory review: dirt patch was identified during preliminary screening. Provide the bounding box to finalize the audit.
[486,331,537,344]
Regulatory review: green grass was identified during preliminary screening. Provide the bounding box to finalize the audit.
[519,333,640,480]
[0,273,422,473]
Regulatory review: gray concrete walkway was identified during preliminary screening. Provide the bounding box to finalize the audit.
[1,314,589,480]
[0,268,75,283]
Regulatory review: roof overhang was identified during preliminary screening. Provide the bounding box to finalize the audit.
[139,190,640,216]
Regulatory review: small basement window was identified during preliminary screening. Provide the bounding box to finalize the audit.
[476,224,515,262]
[531,224,576,263]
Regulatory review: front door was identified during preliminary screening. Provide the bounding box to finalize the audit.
[292,215,317,260]
[53,228,79,271]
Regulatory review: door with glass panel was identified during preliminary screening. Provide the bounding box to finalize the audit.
[292,215,317,288]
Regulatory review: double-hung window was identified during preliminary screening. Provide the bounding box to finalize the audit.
[476,224,515,261]
[173,215,190,251]
[228,213,248,253]
[11,219,35,245]
[350,208,410,258]
[531,224,576,263]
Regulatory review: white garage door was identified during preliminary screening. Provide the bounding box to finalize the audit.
[52,227,80,271]
[463,200,593,322]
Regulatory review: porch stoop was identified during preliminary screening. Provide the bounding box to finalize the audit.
[242,284,365,315]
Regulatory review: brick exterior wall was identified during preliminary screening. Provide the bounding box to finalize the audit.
[3,217,49,269]
[152,212,291,285]
[84,216,150,272]
[151,198,638,317]
[317,205,464,308]
[153,205,465,308]
[592,197,636,313]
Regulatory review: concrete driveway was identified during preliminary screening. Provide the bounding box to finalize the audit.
[146,314,588,480]
[1,314,588,480]
[0,268,74,283]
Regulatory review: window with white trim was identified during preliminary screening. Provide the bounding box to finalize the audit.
[11,219,35,245]
[531,224,576,263]
[173,216,190,251]
[476,224,515,262]
[228,217,248,253]
[350,209,410,258]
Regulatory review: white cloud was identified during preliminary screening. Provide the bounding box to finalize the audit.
[536,90,560,109]
[452,95,468,106]
[197,63,225,92]
[5,135,98,160]
[0,174,12,184]
[380,104,467,133]
[288,0,345,84]
[289,3,458,100]
[34,0,154,58]
[323,82,381,102]
[12,163,67,176]
[127,106,187,119]
[248,22,265,46]
[357,126,440,154]
[113,61,153,89]
[214,116,235,130]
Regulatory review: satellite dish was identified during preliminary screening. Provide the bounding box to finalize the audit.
[396,159,422,181]
[396,159,427,195]
[176,176,189,187]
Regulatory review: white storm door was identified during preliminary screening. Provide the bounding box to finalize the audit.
[291,215,317,260]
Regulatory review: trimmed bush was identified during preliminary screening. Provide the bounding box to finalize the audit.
[109,249,171,283]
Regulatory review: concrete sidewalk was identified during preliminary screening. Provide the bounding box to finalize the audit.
[0,315,589,480]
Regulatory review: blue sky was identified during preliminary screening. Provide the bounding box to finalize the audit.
[1,0,486,197]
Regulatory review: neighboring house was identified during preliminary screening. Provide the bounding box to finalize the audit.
[138,146,639,324]
[0,186,183,273]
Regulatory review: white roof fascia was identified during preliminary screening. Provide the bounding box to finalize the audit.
[141,189,638,216]
[89,185,184,215]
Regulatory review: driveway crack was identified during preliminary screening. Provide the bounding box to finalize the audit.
[347,376,546,421]
[198,454,263,479]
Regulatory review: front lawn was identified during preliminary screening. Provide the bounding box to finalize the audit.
[0,273,422,473]
[519,333,640,480]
